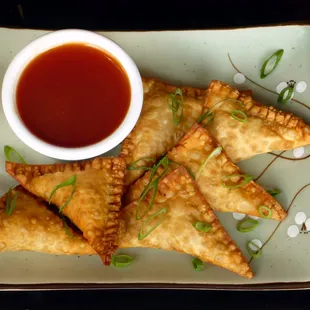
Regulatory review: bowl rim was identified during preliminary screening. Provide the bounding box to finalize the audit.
[1,28,143,160]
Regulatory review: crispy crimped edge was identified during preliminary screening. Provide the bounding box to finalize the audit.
[238,93,310,138]
[142,76,206,99]
[204,80,240,110]
[205,80,310,140]
[5,157,126,265]
[172,123,287,221]
[160,166,254,279]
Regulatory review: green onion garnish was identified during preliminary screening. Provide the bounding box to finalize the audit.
[192,257,203,271]
[247,241,261,259]
[49,175,77,213]
[167,88,184,126]
[137,156,171,220]
[258,205,272,219]
[127,157,156,171]
[136,178,159,220]
[237,219,259,233]
[193,221,212,233]
[260,49,284,79]
[4,145,26,164]
[61,215,74,239]
[138,206,168,240]
[197,110,214,126]
[196,146,222,180]
[277,85,294,103]
[5,188,18,216]
[267,188,281,197]
[230,110,248,123]
[110,254,134,268]
[222,174,253,189]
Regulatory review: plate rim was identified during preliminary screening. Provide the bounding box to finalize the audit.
[2,20,310,33]
[1,281,310,291]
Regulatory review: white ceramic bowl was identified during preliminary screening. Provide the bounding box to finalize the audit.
[2,29,143,161]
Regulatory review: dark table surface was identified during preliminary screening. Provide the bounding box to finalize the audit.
[1,0,310,308]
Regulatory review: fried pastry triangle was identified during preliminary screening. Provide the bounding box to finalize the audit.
[168,124,287,220]
[202,80,310,162]
[5,157,125,265]
[120,77,206,186]
[119,166,253,279]
[0,186,95,255]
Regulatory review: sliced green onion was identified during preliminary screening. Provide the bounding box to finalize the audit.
[260,49,284,79]
[5,188,18,216]
[61,216,74,239]
[197,110,214,126]
[193,221,212,233]
[222,174,253,189]
[139,156,170,201]
[247,241,261,259]
[196,146,222,180]
[138,206,168,240]
[258,205,272,219]
[111,254,134,268]
[231,110,247,123]
[49,175,77,213]
[192,258,203,271]
[136,178,159,220]
[127,157,156,171]
[167,88,184,126]
[4,145,26,164]
[237,219,259,233]
[278,86,294,103]
[211,98,245,110]
[267,188,281,197]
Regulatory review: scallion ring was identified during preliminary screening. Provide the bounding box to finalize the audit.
[231,110,248,123]
[196,146,222,180]
[277,86,294,103]
[4,145,26,164]
[247,241,262,259]
[5,188,18,216]
[192,257,203,271]
[258,205,272,219]
[110,254,134,268]
[193,221,212,233]
[167,88,184,126]
[267,189,281,197]
[237,219,259,233]
[260,49,284,79]
[49,175,77,213]
[127,157,156,171]
[138,206,168,240]
[222,174,253,189]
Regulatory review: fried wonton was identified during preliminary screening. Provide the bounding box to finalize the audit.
[119,166,253,279]
[120,77,206,186]
[5,157,125,265]
[168,124,287,220]
[202,80,310,162]
[0,186,95,255]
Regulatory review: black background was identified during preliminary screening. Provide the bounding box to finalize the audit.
[1,0,310,308]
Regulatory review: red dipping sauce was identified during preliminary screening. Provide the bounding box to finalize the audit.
[16,43,131,148]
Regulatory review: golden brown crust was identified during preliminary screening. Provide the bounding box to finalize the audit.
[120,77,206,186]
[119,166,253,279]
[5,157,126,265]
[0,186,95,255]
[203,80,310,162]
[168,123,287,220]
